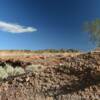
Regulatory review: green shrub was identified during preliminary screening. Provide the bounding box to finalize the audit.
[4,64,14,76]
[14,67,25,75]
[0,67,8,80]
[26,64,42,72]
[0,64,25,81]
[4,64,25,76]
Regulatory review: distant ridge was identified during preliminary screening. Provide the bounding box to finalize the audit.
[92,48,100,52]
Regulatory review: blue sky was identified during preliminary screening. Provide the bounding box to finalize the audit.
[0,0,100,51]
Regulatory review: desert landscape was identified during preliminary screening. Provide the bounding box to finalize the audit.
[0,0,100,100]
[0,50,99,100]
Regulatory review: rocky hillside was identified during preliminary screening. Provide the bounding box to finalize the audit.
[0,52,99,100]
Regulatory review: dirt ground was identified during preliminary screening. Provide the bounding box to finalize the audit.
[0,51,99,100]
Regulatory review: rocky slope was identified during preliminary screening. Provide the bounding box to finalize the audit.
[0,52,99,100]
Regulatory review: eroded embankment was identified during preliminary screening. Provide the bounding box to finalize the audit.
[0,52,99,100]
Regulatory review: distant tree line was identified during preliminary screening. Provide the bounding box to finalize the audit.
[0,49,80,53]
[33,49,80,53]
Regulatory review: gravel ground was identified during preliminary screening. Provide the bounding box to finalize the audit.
[0,52,99,100]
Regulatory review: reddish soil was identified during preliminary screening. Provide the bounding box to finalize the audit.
[0,51,99,100]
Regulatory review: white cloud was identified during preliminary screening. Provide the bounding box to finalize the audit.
[0,21,37,33]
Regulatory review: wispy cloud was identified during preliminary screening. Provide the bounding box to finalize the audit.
[0,21,37,33]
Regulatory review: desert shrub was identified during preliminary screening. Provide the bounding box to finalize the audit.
[4,64,25,76]
[25,64,42,72]
[0,64,25,81]
[0,67,8,80]
[14,67,25,75]
[33,49,80,53]
[4,64,14,76]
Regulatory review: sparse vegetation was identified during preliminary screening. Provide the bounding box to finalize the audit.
[0,64,25,80]
[33,49,80,53]
[0,62,43,81]
[26,64,42,73]
[5,64,14,76]
[14,67,25,75]
[0,67,8,80]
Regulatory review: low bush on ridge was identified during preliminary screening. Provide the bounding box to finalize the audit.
[0,67,8,80]
[25,64,42,73]
[0,64,42,80]
[4,64,14,76]
[0,64,25,80]
[14,67,25,76]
